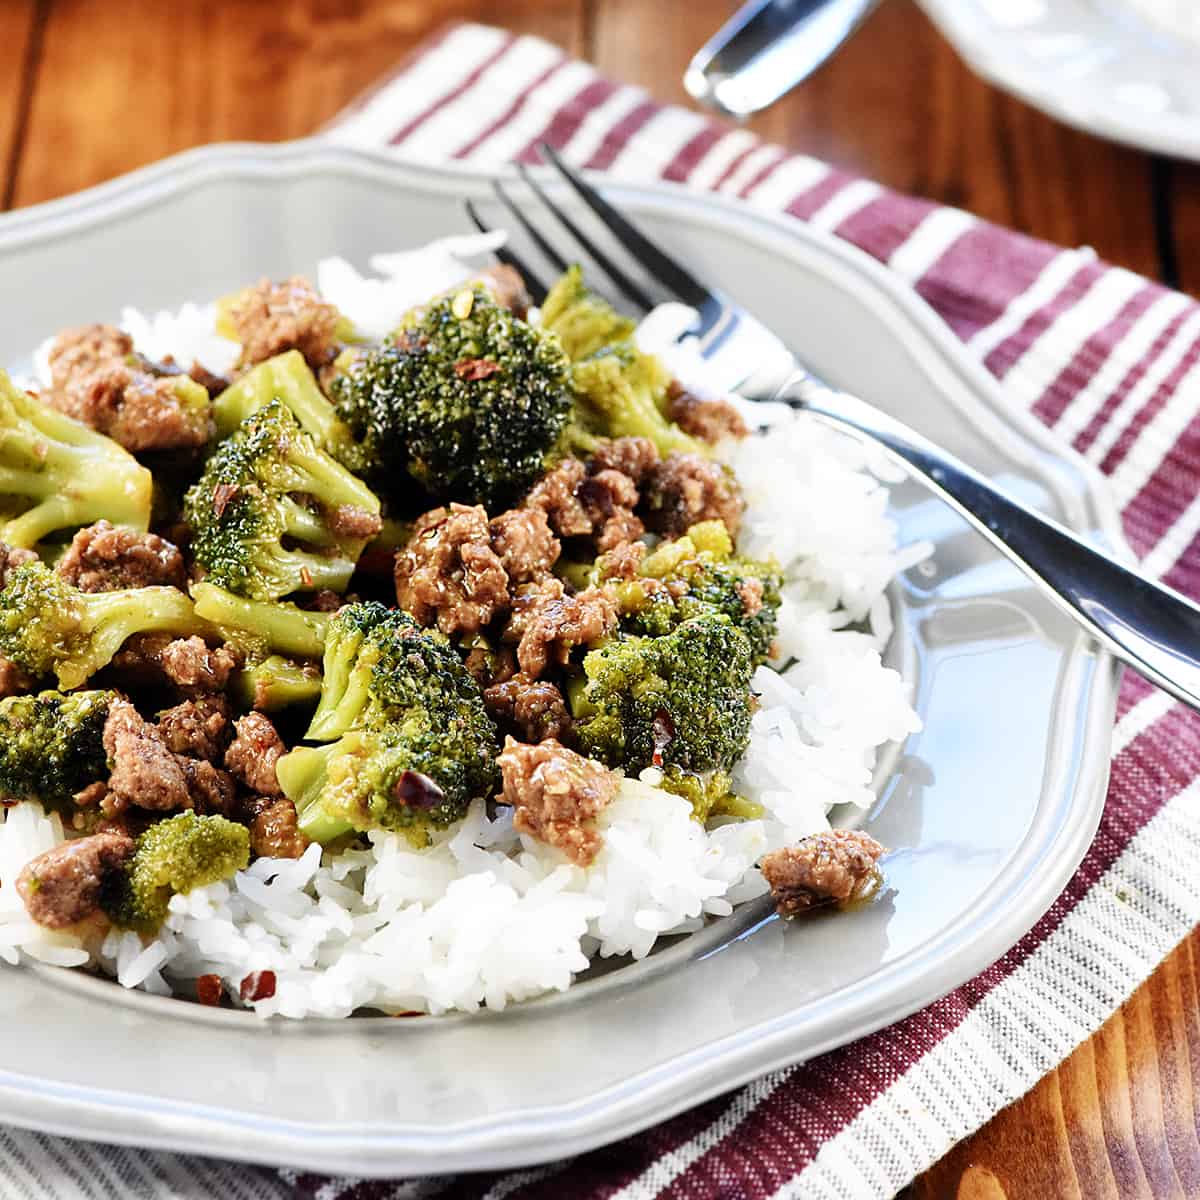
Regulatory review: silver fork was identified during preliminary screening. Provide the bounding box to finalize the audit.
[466,146,1200,714]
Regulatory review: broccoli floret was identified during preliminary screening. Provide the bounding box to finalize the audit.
[0,370,152,549]
[0,688,114,811]
[657,766,763,824]
[275,602,499,846]
[539,264,638,360]
[329,286,573,508]
[232,655,323,712]
[569,612,753,776]
[211,351,356,460]
[0,560,206,690]
[184,399,381,600]
[190,582,330,660]
[612,522,782,665]
[102,811,250,933]
[539,268,706,459]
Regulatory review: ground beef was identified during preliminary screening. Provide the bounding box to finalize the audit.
[596,539,647,580]
[156,696,230,762]
[229,277,341,371]
[16,830,135,929]
[643,452,743,539]
[157,637,240,695]
[0,657,35,699]
[760,830,887,917]
[72,781,108,809]
[526,459,593,538]
[589,436,660,484]
[488,507,560,584]
[57,521,187,593]
[474,263,532,317]
[249,797,310,860]
[484,675,573,743]
[44,326,211,452]
[225,712,286,797]
[326,504,383,541]
[0,542,38,588]
[496,737,619,866]
[511,580,618,678]
[463,643,517,689]
[102,698,191,814]
[737,577,765,617]
[665,382,748,444]
[47,324,133,385]
[526,454,646,552]
[181,759,238,816]
[394,503,510,637]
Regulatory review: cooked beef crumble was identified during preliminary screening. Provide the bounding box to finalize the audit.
[17,830,135,929]
[760,830,887,917]
[497,736,619,866]
[225,712,287,797]
[394,503,510,637]
[58,521,187,593]
[45,324,211,453]
[228,277,341,372]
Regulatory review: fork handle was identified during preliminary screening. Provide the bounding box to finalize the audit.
[782,370,1200,710]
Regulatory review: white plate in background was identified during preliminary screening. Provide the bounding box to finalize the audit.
[920,0,1200,160]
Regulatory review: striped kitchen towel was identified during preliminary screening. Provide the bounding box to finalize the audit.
[9,21,1200,1200]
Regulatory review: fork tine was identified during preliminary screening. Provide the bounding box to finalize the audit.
[463,199,549,305]
[516,162,656,315]
[491,180,569,276]
[537,143,713,311]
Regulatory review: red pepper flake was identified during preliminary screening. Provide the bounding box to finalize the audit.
[212,483,240,518]
[239,969,277,1003]
[392,770,445,810]
[453,358,502,381]
[196,974,224,1006]
[651,709,675,768]
[299,566,314,588]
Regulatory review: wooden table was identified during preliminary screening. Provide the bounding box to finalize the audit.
[2,1,1197,1195]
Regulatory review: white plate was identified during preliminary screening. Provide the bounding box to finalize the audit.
[0,142,1122,1176]
[919,0,1200,160]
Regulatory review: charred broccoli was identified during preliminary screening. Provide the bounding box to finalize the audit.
[0,560,206,689]
[184,399,381,601]
[190,582,330,660]
[275,602,499,846]
[569,612,754,776]
[102,811,250,933]
[613,521,782,665]
[539,267,705,459]
[0,370,152,549]
[0,688,114,811]
[328,285,573,507]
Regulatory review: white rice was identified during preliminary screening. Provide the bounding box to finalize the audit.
[2,243,927,1017]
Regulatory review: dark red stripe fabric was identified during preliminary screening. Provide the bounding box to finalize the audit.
[836,193,940,266]
[453,57,568,160]
[1033,284,1162,427]
[386,32,517,147]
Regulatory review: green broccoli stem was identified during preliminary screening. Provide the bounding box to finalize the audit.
[232,655,323,711]
[62,587,206,690]
[213,350,355,458]
[280,434,380,520]
[275,743,352,844]
[191,582,330,659]
[0,372,152,548]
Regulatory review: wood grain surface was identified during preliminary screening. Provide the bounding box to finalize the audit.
[1,1,1197,1196]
